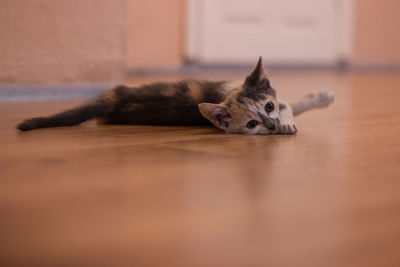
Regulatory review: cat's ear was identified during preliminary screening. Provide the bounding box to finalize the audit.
[198,103,231,130]
[244,56,269,87]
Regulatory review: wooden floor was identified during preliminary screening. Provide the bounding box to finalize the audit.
[1,71,400,267]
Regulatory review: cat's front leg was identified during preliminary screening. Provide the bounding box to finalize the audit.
[277,100,297,134]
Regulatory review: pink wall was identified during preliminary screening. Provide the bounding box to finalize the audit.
[352,0,400,65]
[0,0,126,83]
[125,0,183,70]
[1,0,400,84]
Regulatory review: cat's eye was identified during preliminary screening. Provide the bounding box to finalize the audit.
[246,120,259,129]
[265,101,274,112]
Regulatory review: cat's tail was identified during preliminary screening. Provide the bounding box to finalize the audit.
[17,90,115,131]
[291,89,334,116]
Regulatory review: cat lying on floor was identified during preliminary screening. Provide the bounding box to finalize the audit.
[17,57,334,134]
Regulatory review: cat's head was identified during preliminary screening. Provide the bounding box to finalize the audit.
[199,57,280,135]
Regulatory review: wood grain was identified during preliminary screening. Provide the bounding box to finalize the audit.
[1,71,400,267]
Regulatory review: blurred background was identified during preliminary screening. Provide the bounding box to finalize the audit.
[1,0,399,84]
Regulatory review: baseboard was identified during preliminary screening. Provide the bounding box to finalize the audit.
[126,62,400,77]
[0,83,113,102]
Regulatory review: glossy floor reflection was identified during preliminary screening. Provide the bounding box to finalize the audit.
[1,71,400,267]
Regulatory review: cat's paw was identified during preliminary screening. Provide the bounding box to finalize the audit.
[315,89,334,108]
[278,124,297,135]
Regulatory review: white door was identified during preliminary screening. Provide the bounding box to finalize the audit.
[186,0,352,65]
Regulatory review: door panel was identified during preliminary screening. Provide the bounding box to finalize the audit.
[187,0,350,65]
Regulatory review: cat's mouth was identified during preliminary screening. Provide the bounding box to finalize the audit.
[257,125,279,135]
[272,127,280,134]
[269,126,280,135]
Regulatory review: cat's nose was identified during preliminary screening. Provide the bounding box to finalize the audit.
[267,119,279,131]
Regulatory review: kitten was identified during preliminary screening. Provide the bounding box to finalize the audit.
[17,57,334,134]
